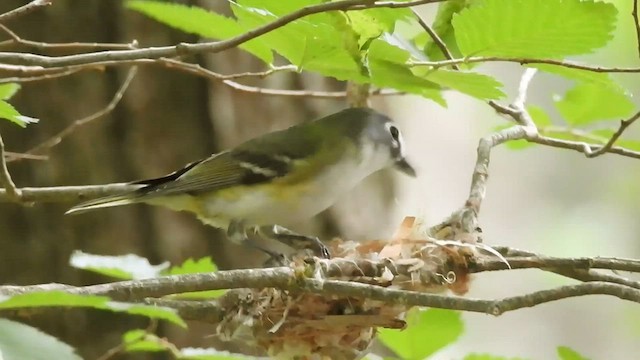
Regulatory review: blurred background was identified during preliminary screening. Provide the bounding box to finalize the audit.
[0,0,639,359]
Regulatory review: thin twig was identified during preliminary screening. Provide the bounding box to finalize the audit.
[585,110,640,158]
[3,151,47,161]
[0,0,51,23]
[0,23,136,52]
[634,0,640,59]
[410,57,640,73]
[0,67,83,84]
[0,183,138,203]
[412,9,458,69]
[14,66,138,159]
[0,131,21,201]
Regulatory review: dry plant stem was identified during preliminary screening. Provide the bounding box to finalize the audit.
[0,68,83,84]
[0,0,444,68]
[410,57,640,73]
[0,132,21,201]
[17,66,138,159]
[1,268,639,316]
[0,183,137,203]
[0,0,51,23]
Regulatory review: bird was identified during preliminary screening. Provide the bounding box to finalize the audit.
[66,107,416,258]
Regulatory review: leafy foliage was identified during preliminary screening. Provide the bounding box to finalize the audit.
[69,250,170,279]
[0,291,186,327]
[0,83,38,127]
[453,0,617,58]
[0,319,82,360]
[378,308,463,359]
[557,346,590,360]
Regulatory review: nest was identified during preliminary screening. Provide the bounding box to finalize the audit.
[213,216,502,360]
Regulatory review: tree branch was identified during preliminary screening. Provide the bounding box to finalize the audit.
[0,0,444,69]
[0,183,137,203]
[0,131,21,201]
[0,0,51,23]
[410,57,640,73]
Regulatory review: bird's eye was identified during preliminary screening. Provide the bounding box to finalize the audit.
[389,125,400,141]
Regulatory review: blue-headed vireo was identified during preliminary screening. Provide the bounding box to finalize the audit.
[66,108,416,258]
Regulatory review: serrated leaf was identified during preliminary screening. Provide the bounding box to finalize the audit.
[0,83,20,100]
[167,257,218,275]
[453,0,617,58]
[423,69,505,100]
[557,346,589,360]
[179,348,254,360]
[424,0,470,61]
[232,0,365,81]
[0,319,82,360]
[554,83,635,125]
[70,250,170,280]
[369,59,444,105]
[0,291,186,327]
[378,309,463,360]
[127,0,272,63]
[0,101,39,127]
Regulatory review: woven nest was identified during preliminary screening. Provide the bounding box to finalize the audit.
[213,216,503,360]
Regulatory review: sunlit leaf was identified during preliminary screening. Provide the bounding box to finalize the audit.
[378,308,463,360]
[464,354,530,360]
[424,0,470,61]
[557,346,590,360]
[423,69,505,100]
[0,101,39,127]
[127,0,272,63]
[0,291,185,327]
[531,64,625,92]
[70,250,170,280]
[453,0,617,58]
[123,329,168,352]
[554,83,635,125]
[0,319,82,360]
[167,257,218,275]
[0,83,20,100]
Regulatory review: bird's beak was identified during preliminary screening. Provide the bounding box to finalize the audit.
[394,158,417,177]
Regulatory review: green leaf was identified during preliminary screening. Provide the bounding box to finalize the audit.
[166,257,225,298]
[367,40,444,104]
[554,83,635,125]
[0,83,20,100]
[108,301,187,328]
[0,319,82,360]
[70,250,170,280]
[378,309,463,360]
[0,291,186,327]
[127,0,272,63]
[557,346,589,360]
[123,329,168,353]
[0,100,39,127]
[179,348,254,360]
[423,69,505,100]
[453,0,617,58]
[167,257,218,275]
[231,1,365,81]
[531,64,625,92]
[0,291,110,309]
[528,105,553,128]
[464,354,529,360]
[369,59,444,105]
[424,0,470,61]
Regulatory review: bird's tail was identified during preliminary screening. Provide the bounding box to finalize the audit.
[65,193,143,215]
